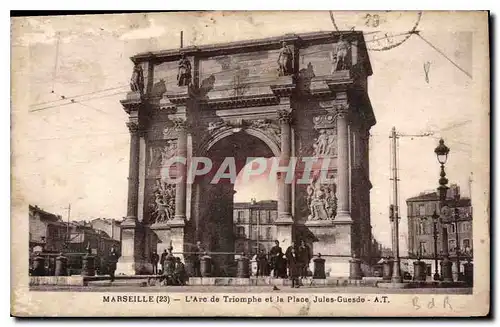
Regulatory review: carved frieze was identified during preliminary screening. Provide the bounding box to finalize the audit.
[312,128,337,157]
[306,176,337,221]
[148,140,178,172]
[149,179,176,224]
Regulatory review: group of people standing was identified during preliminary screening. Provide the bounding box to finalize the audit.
[256,239,312,288]
[150,246,188,286]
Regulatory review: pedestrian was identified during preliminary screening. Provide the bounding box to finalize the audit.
[285,241,296,277]
[288,247,300,288]
[108,246,119,282]
[269,240,283,278]
[193,241,204,277]
[174,257,187,285]
[298,240,311,282]
[151,249,159,275]
[256,249,268,277]
[160,249,167,275]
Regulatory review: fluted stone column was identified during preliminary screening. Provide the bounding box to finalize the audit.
[335,105,352,222]
[168,119,188,265]
[173,119,188,223]
[116,120,144,275]
[126,121,140,221]
[277,110,293,221]
[275,110,294,250]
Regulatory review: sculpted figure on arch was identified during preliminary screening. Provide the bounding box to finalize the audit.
[277,41,294,76]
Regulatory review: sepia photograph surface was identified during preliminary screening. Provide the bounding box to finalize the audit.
[10,10,490,317]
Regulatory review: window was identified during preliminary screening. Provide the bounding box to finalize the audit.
[418,204,426,216]
[448,240,456,252]
[418,221,426,235]
[463,239,470,249]
[251,210,258,224]
[237,227,245,237]
[270,211,277,223]
[237,211,244,223]
[419,242,427,255]
[266,227,272,240]
[426,264,432,277]
[259,210,267,224]
[449,224,455,234]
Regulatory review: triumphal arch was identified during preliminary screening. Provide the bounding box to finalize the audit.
[117,31,376,277]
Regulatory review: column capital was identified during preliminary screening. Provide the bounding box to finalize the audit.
[126,121,141,135]
[277,110,293,125]
[172,118,189,131]
[334,102,349,118]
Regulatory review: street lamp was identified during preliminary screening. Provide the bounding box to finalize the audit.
[431,210,441,280]
[434,138,453,282]
[451,189,462,281]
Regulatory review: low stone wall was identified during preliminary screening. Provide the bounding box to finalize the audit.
[29,276,85,286]
[188,277,380,287]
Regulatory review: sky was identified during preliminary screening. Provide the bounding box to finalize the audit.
[13,11,488,252]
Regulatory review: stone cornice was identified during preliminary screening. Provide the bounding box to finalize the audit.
[131,31,367,66]
[199,95,280,110]
[120,92,143,114]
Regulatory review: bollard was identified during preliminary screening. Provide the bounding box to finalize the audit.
[55,253,68,276]
[32,255,46,276]
[463,259,473,286]
[413,259,426,282]
[440,256,453,283]
[349,255,362,280]
[81,254,96,276]
[200,254,212,277]
[237,255,250,278]
[313,254,326,279]
[382,258,393,281]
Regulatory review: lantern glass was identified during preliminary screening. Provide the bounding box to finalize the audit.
[434,139,450,165]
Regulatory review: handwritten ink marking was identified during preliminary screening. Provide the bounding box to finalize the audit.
[329,11,422,51]
[424,61,431,83]
[443,296,453,310]
[412,297,421,310]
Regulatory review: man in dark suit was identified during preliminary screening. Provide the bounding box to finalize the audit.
[108,247,120,282]
[160,249,167,275]
[288,247,300,288]
[297,240,311,281]
[285,241,296,278]
[269,240,283,278]
[151,249,159,275]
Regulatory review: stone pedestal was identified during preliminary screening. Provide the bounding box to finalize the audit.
[313,255,326,279]
[382,258,393,281]
[463,260,473,286]
[237,256,250,278]
[55,254,68,276]
[413,260,426,282]
[440,256,453,282]
[32,255,45,276]
[200,255,213,277]
[305,220,352,277]
[116,218,146,275]
[81,255,96,277]
[349,256,362,280]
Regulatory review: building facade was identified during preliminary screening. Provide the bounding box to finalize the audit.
[29,205,67,253]
[118,31,376,277]
[233,199,278,255]
[406,184,473,278]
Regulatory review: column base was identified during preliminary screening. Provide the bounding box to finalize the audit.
[117,217,145,275]
[275,217,293,250]
[334,212,353,223]
[116,260,149,276]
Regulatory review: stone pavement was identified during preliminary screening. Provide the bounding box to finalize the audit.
[30,284,473,294]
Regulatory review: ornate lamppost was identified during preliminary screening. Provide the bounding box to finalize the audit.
[430,210,441,280]
[434,138,453,282]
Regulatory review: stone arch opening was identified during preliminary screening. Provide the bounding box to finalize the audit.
[191,129,278,276]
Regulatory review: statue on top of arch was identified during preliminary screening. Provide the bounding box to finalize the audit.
[331,35,351,73]
[177,53,192,87]
[277,41,294,77]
